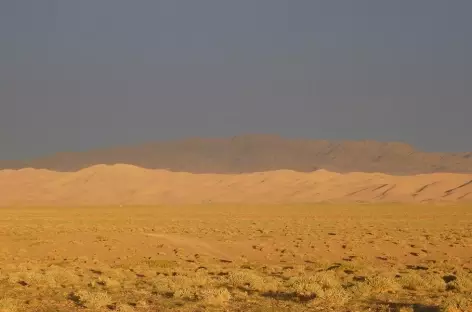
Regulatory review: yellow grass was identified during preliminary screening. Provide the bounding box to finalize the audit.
[0,204,471,311]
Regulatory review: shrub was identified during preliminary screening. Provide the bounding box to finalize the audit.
[75,290,112,309]
[199,288,231,306]
[228,270,278,293]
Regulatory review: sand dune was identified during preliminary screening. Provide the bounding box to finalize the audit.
[1,164,471,206]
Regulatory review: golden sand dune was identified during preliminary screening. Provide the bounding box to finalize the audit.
[1,164,471,206]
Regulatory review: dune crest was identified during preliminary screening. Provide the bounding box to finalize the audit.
[1,164,471,206]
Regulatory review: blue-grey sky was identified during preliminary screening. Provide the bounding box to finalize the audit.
[1,0,471,160]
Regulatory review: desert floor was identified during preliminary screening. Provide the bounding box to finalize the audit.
[0,204,471,311]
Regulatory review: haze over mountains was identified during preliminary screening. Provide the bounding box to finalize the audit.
[1,135,471,175]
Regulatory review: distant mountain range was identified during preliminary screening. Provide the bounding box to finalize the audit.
[1,135,471,175]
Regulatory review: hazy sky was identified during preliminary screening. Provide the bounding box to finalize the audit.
[1,1,471,159]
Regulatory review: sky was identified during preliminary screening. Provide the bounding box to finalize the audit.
[1,0,471,160]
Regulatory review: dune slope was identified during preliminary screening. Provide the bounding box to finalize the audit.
[1,164,471,206]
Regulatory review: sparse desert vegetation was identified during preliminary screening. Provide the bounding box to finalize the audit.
[0,204,471,311]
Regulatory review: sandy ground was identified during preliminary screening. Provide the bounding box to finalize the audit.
[0,204,471,311]
[1,205,471,267]
[1,165,472,206]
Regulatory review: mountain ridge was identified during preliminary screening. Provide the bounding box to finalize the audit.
[1,134,471,175]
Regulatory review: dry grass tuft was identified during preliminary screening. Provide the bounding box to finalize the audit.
[199,287,232,306]
[289,276,324,299]
[399,272,446,291]
[288,271,342,300]
[116,303,135,312]
[228,270,279,293]
[173,287,198,300]
[440,294,472,312]
[447,273,472,292]
[75,290,112,309]
[311,287,351,308]
[7,265,79,289]
[152,273,211,300]
[366,274,400,294]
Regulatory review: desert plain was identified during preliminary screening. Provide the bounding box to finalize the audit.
[0,204,472,312]
[0,163,472,312]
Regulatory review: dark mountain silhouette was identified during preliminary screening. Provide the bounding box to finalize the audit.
[1,134,471,175]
